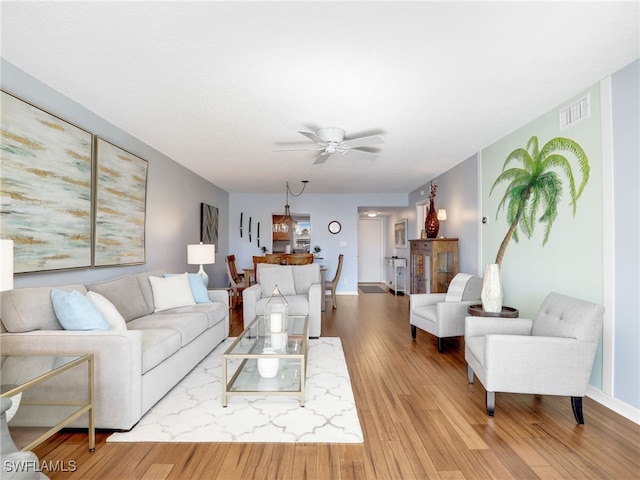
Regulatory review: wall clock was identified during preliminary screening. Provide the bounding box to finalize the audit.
[328,221,341,234]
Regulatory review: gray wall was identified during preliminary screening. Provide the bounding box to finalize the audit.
[611,60,639,408]
[1,59,230,288]
[408,154,481,276]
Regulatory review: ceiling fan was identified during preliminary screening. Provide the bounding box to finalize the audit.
[274,127,384,164]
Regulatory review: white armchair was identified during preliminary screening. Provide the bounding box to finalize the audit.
[465,292,604,424]
[410,273,483,353]
[243,263,322,337]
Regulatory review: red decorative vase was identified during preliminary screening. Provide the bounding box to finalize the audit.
[425,198,439,238]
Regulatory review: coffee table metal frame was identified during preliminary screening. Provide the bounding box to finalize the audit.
[222,315,309,407]
[0,353,95,452]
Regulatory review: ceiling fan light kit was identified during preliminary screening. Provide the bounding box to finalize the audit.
[276,126,384,165]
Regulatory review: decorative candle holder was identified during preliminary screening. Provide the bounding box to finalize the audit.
[264,285,289,352]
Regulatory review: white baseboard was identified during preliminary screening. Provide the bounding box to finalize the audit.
[586,385,640,424]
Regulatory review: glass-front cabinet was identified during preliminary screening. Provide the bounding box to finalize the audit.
[409,239,459,294]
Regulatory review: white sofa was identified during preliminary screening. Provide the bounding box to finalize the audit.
[0,269,229,430]
[242,263,322,337]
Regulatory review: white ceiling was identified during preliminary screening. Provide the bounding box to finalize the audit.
[2,1,638,194]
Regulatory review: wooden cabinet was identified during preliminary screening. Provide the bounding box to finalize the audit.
[410,239,458,294]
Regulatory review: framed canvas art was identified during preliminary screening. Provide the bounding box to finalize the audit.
[394,218,408,249]
[94,138,148,266]
[200,203,219,245]
[0,91,93,273]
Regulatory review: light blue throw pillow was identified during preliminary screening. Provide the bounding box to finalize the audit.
[163,273,211,303]
[51,289,110,331]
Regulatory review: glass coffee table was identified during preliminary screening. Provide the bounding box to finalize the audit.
[222,315,309,406]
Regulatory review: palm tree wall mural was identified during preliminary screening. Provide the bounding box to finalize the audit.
[490,135,590,266]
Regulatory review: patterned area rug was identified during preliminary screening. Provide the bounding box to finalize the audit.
[107,337,363,443]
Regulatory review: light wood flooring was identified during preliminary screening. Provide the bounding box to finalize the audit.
[32,290,639,479]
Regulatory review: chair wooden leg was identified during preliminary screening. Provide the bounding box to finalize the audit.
[486,391,495,417]
[411,325,417,339]
[571,396,585,424]
[437,338,444,354]
[331,289,337,308]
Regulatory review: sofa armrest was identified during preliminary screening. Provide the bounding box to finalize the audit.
[410,293,447,309]
[483,335,598,395]
[465,316,533,338]
[242,284,262,329]
[0,330,143,430]
[308,283,322,337]
[207,288,230,308]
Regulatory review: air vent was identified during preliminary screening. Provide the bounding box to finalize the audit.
[559,94,590,130]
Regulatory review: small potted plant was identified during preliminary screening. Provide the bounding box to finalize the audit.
[261,246,268,254]
[313,245,321,258]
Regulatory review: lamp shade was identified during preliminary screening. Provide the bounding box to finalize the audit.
[1,239,14,292]
[187,242,215,265]
[437,209,447,221]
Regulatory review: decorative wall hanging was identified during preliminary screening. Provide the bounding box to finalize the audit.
[200,203,218,245]
[0,90,93,273]
[490,135,590,266]
[394,218,408,248]
[248,216,252,242]
[94,138,148,267]
[257,222,261,248]
[240,212,243,238]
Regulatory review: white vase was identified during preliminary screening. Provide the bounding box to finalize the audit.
[257,348,279,378]
[481,263,503,313]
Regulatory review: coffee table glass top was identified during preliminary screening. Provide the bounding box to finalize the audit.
[1,354,84,396]
[222,315,309,405]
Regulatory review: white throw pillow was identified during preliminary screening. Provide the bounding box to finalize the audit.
[149,273,196,312]
[86,291,127,331]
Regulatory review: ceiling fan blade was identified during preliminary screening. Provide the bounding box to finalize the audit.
[313,152,332,165]
[342,135,385,149]
[298,131,327,145]
[343,149,379,161]
[273,146,324,152]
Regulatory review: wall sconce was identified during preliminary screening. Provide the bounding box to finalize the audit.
[437,209,447,238]
[187,242,216,287]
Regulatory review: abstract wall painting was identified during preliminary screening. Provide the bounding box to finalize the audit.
[94,138,148,266]
[0,91,93,273]
[200,203,219,246]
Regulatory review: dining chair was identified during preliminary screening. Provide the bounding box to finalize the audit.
[252,255,267,284]
[265,253,287,265]
[287,253,314,265]
[225,255,246,308]
[325,254,344,309]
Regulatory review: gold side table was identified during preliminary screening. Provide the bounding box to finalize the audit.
[1,353,95,452]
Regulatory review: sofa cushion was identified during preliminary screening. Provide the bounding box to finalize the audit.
[86,291,127,331]
[157,302,227,328]
[1,284,86,333]
[292,264,321,295]
[87,275,152,322]
[138,328,182,374]
[149,274,196,312]
[51,289,110,331]
[258,265,296,297]
[127,312,209,347]
[163,273,211,303]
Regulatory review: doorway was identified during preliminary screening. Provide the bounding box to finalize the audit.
[358,217,384,283]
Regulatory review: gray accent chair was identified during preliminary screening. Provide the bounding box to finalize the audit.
[1,398,49,480]
[465,292,604,424]
[410,273,483,353]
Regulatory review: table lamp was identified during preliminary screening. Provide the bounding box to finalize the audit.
[437,209,447,238]
[1,239,14,292]
[187,242,215,287]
